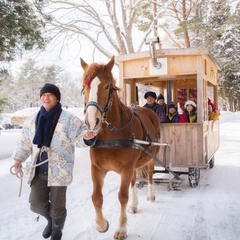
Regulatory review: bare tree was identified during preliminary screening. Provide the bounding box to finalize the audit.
[45,0,160,60]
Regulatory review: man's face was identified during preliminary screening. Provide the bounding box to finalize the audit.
[40,93,59,111]
[146,96,156,106]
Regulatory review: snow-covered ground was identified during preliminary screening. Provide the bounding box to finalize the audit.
[0,111,240,240]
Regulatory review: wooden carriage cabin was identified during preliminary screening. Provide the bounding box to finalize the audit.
[115,48,221,170]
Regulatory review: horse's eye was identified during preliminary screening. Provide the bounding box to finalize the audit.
[105,85,110,90]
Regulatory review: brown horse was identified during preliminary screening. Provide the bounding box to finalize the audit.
[80,56,160,239]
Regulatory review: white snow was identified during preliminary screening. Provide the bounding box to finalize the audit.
[10,107,85,119]
[0,111,240,240]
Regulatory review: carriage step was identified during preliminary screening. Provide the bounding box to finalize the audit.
[169,177,185,191]
[136,177,184,190]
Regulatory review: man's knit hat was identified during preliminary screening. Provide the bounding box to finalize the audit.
[144,91,157,99]
[40,83,61,101]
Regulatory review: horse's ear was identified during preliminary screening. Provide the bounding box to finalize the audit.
[105,56,115,72]
[80,58,88,69]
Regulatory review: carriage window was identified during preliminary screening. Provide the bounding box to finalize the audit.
[189,88,197,102]
[208,86,214,102]
[177,89,187,111]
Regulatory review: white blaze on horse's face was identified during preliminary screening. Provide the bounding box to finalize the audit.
[87,77,101,131]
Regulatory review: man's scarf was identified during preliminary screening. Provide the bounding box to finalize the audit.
[33,102,62,147]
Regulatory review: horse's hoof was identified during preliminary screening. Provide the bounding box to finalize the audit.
[114,231,127,239]
[97,220,109,233]
[147,196,155,202]
[128,206,137,213]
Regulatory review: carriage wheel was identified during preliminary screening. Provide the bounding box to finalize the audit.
[209,156,215,168]
[188,168,200,188]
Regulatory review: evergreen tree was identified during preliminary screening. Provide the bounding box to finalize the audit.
[208,0,240,111]
[0,0,50,62]
[0,59,83,112]
[0,0,51,110]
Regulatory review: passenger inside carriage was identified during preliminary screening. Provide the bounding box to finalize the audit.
[179,100,197,123]
[208,98,220,121]
[166,102,179,123]
[143,91,167,123]
[156,94,167,123]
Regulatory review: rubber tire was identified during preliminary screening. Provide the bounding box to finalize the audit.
[188,168,200,188]
[209,156,215,168]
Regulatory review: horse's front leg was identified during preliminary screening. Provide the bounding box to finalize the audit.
[91,165,109,233]
[128,170,138,213]
[147,159,155,202]
[114,172,133,239]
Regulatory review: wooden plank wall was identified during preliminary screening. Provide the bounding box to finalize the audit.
[121,56,199,78]
[168,56,197,74]
[206,120,220,160]
[156,123,204,168]
[123,59,149,78]
[156,121,220,168]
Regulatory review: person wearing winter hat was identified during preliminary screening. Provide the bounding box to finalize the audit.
[157,94,167,122]
[143,91,167,123]
[40,83,61,101]
[12,83,96,240]
[157,93,164,102]
[166,102,179,123]
[143,91,157,111]
[179,100,197,123]
[208,98,220,121]
[144,91,157,100]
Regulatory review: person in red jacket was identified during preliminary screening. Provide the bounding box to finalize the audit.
[208,98,220,121]
[179,100,197,123]
[208,98,217,113]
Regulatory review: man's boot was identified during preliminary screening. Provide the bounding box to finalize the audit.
[41,212,52,238]
[51,217,66,240]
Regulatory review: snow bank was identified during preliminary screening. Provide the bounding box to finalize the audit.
[10,107,85,125]
[219,111,239,124]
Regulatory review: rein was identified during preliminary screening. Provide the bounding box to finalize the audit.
[104,104,135,131]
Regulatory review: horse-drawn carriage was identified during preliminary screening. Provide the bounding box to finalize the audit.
[80,47,221,239]
[115,47,221,188]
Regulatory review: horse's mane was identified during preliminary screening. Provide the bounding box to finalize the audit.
[82,63,102,85]
[82,62,121,92]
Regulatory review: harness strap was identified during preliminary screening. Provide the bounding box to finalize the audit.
[133,110,152,142]
[132,143,181,180]
[92,139,134,148]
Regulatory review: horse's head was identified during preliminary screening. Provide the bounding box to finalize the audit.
[80,56,117,132]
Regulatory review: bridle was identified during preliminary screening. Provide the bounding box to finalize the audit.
[84,71,134,132]
[84,80,114,122]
